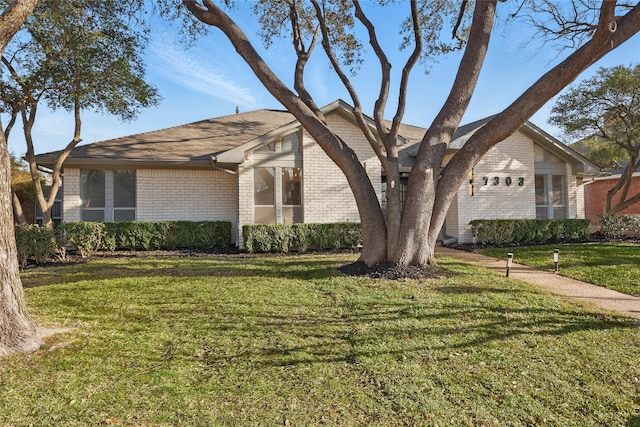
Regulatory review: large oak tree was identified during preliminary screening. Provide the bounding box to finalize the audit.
[182,0,640,267]
[0,0,41,356]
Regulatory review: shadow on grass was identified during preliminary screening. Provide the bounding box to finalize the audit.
[197,297,638,369]
[21,255,347,288]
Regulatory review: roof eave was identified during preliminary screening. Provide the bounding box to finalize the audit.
[35,157,221,170]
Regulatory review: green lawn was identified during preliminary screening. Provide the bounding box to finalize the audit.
[3,253,639,426]
[480,242,640,296]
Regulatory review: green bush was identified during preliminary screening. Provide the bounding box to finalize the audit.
[14,221,232,265]
[599,214,640,239]
[243,223,362,253]
[62,222,106,258]
[165,221,232,250]
[469,219,591,246]
[64,221,232,254]
[14,225,62,266]
[102,222,167,251]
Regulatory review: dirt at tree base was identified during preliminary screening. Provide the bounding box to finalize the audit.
[338,261,453,280]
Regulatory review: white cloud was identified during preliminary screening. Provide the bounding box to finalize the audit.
[148,32,261,110]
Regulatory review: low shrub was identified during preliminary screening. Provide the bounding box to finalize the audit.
[99,221,232,251]
[599,214,640,239]
[165,221,232,250]
[15,221,232,264]
[14,225,62,266]
[62,222,106,258]
[469,219,591,246]
[243,223,362,253]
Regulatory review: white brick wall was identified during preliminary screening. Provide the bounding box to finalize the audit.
[62,168,81,223]
[236,163,255,247]
[137,169,237,225]
[303,113,380,223]
[454,132,536,243]
[451,132,585,243]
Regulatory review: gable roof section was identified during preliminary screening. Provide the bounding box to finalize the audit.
[34,108,296,169]
[400,116,599,175]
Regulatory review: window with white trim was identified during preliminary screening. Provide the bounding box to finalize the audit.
[254,166,303,224]
[535,174,567,219]
[534,145,567,219]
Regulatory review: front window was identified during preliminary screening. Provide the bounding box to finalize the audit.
[535,174,566,219]
[81,169,136,222]
[113,170,136,221]
[256,132,301,153]
[81,170,106,221]
[282,167,302,224]
[254,167,275,223]
[254,166,303,224]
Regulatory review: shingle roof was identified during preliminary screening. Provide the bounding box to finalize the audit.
[34,108,296,167]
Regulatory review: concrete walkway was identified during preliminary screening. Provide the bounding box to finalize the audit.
[436,247,640,321]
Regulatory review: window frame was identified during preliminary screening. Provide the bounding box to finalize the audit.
[80,169,136,222]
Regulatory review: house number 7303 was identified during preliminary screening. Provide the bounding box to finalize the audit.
[482,176,524,186]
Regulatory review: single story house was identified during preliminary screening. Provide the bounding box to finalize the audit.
[34,99,599,245]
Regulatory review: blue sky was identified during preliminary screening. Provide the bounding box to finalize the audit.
[8,3,640,157]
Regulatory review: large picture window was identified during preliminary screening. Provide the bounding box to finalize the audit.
[81,169,136,222]
[254,167,276,223]
[535,174,566,219]
[254,166,303,224]
[534,144,567,220]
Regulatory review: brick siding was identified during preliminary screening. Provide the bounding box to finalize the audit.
[584,175,640,225]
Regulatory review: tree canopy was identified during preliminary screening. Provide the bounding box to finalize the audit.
[1,0,160,226]
[182,0,640,266]
[551,63,640,214]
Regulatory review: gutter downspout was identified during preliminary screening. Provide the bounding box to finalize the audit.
[210,156,237,175]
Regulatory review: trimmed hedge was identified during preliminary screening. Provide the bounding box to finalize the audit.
[469,219,591,246]
[243,223,362,253]
[599,214,640,239]
[14,225,62,267]
[100,221,231,251]
[15,221,232,264]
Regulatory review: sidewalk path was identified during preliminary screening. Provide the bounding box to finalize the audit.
[436,247,640,321]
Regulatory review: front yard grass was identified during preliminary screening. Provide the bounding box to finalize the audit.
[3,253,639,426]
[480,242,640,296]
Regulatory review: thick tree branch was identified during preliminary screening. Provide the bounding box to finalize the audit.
[437,2,640,220]
[391,0,422,141]
[183,0,387,265]
[352,0,391,142]
[395,0,497,265]
[290,1,323,118]
[0,0,39,51]
[308,0,385,166]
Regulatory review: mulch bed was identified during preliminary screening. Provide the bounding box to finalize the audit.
[338,260,453,280]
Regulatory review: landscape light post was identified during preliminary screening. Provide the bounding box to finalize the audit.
[554,249,559,274]
[506,253,513,277]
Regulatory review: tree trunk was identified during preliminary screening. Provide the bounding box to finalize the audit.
[0,130,42,356]
[12,190,27,226]
[0,0,43,356]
